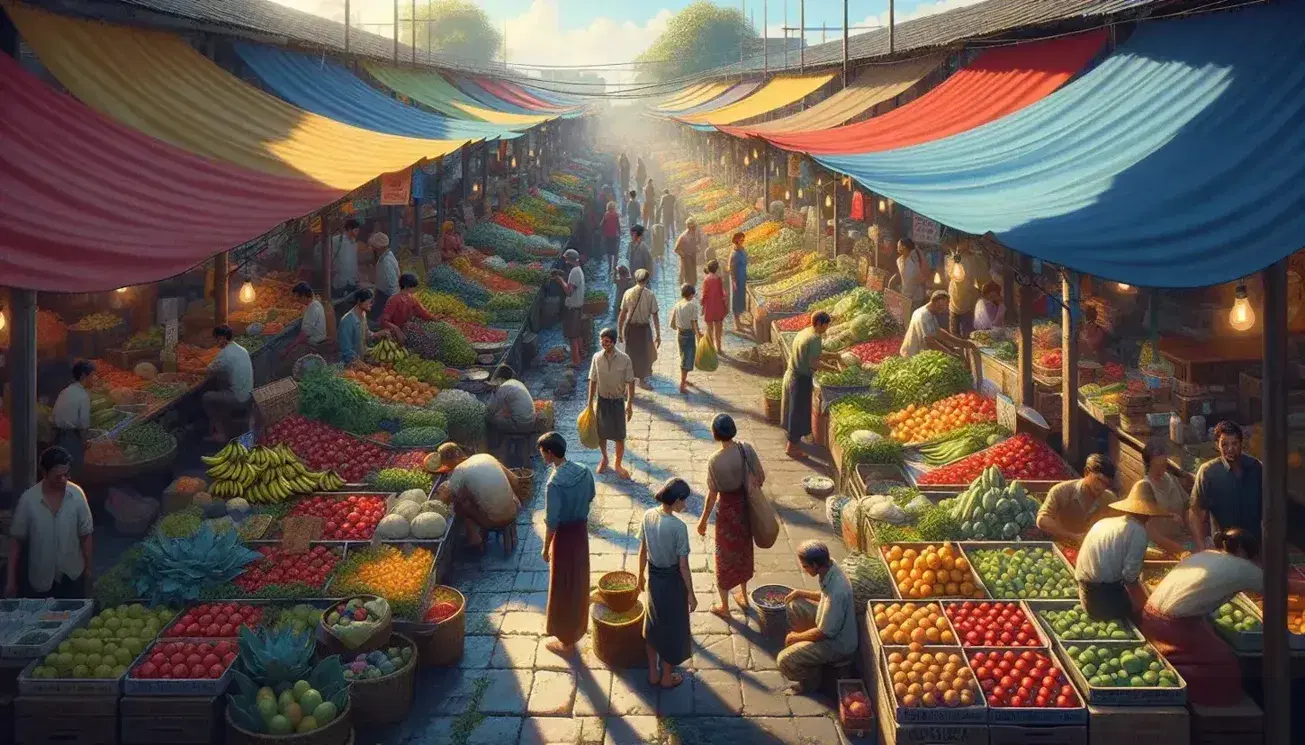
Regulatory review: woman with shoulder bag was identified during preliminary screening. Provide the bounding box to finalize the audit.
[698,414,767,618]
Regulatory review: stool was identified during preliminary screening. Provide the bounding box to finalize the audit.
[502,433,532,469]
[483,522,517,557]
[820,659,857,700]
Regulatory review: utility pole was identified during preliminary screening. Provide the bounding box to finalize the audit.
[842,0,849,88]
[410,0,415,64]
[799,0,805,71]
[344,0,350,52]
[393,0,398,62]
[889,0,896,53]
[740,1,746,67]
[763,0,768,75]
[783,0,788,69]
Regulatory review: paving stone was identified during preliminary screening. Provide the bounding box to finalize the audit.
[508,591,549,612]
[440,669,532,715]
[607,670,658,715]
[467,716,525,745]
[693,669,743,715]
[528,670,577,715]
[513,572,550,592]
[573,669,614,716]
[741,670,793,716]
[655,672,696,715]
[576,716,607,745]
[491,636,540,668]
[459,636,497,668]
[602,715,662,745]
[689,634,739,670]
[789,715,842,745]
[753,717,799,744]
[502,611,547,635]
[787,690,835,717]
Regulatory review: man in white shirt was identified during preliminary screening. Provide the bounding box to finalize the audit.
[331,219,362,297]
[487,365,537,457]
[588,328,636,479]
[895,238,928,307]
[50,359,96,474]
[284,282,327,363]
[201,325,254,442]
[900,290,948,357]
[369,232,399,325]
[555,249,586,367]
[1075,482,1168,621]
[5,447,94,598]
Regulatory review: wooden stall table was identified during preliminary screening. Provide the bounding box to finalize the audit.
[1156,335,1268,386]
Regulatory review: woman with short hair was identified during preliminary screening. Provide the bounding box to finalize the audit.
[637,478,696,688]
[698,414,765,618]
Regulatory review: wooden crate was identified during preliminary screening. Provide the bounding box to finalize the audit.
[1087,704,1189,745]
[875,670,988,745]
[14,694,119,745]
[120,695,222,745]
[1188,697,1263,745]
[988,725,1086,745]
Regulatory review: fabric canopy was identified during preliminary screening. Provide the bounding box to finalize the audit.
[0,53,341,292]
[677,72,836,126]
[667,81,763,117]
[722,54,945,137]
[235,44,525,140]
[11,6,469,189]
[363,62,555,126]
[816,1,1305,287]
[653,83,713,112]
[450,75,548,116]
[764,30,1106,155]
[479,77,569,112]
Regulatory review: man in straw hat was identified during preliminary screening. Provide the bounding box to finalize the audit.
[367,231,398,324]
[431,443,520,551]
[1074,481,1170,621]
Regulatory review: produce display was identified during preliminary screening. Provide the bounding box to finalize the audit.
[887,393,997,444]
[1062,644,1181,688]
[464,222,559,263]
[871,602,957,646]
[30,604,177,680]
[134,522,261,606]
[427,265,491,307]
[226,628,349,736]
[344,644,413,681]
[286,494,388,541]
[205,441,342,501]
[842,337,904,367]
[874,352,973,409]
[915,424,1009,467]
[971,649,1080,709]
[369,338,407,364]
[229,545,341,598]
[1037,605,1141,641]
[841,552,894,610]
[297,368,383,435]
[815,366,876,388]
[424,597,462,623]
[163,603,265,638]
[884,647,978,709]
[918,434,1074,486]
[936,467,1039,540]
[366,467,433,493]
[945,602,1042,648]
[331,545,435,618]
[882,543,984,600]
[967,546,1077,600]
[264,416,392,483]
[88,421,175,465]
[71,311,124,331]
[392,355,460,387]
[431,389,487,447]
[325,596,390,647]
[130,639,238,680]
[177,343,220,374]
[453,257,528,293]
[341,366,438,407]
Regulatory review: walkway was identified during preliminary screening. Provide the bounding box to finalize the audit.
[368,195,851,745]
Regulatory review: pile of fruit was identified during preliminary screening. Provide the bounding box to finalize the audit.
[871,602,957,645]
[130,639,237,681]
[344,645,414,681]
[71,312,124,331]
[176,343,219,374]
[968,547,1077,599]
[1037,605,1139,641]
[92,360,149,390]
[268,605,323,634]
[885,646,978,709]
[286,494,388,541]
[945,602,1042,647]
[252,680,341,735]
[1248,594,1305,634]
[452,258,527,293]
[1213,600,1261,634]
[205,441,343,502]
[918,434,1073,485]
[842,337,904,366]
[264,416,392,483]
[368,338,407,364]
[971,649,1080,709]
[1037,350,1063,370]
[331,546,435,617]
[840,686,872,723]
[341,366,437,407]
[0,309,67,350]
[163,603,263,638]
[230,545,341,597]
[887,392,997,444]
[937,466,1039,540]
[392,355,460,388]
[28,604,176,680]
[441,318,509,344]
[1062,644,1180,688]
[881,543,983,600]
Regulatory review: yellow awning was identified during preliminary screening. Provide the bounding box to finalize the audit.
[657,82,732,114]
[678,72,836,126]
[9,5,471,189]
[363,63,555,127]
[653,83,711,112]
[735,55,945,135]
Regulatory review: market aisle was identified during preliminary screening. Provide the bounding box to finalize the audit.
[368,196,852,745]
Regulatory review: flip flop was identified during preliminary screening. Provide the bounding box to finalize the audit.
[659,673,685,689]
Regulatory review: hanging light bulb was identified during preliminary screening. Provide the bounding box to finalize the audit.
[934,268,944,286]
[528,148,535,158]
[949,252,967,283]
[1228,284,1256,331]
[798,188,804,199]
[825,194,832,208]
[0,310,6,333]
[752,149,759,159]
[511,157,518,169]
[785,190,791,201]
[239,280,256,304]
[1116,282,1134,292]
[878,199,888,212]
[744,155,751,166]
[115,287,129,294]
[473,182,480,193]
[817,177,823,187]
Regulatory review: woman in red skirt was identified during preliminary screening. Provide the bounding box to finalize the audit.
[698,414,766,618]
[700,260,727,353]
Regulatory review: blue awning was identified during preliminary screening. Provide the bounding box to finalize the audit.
[815,0,1305,287]
[235,43,525,140]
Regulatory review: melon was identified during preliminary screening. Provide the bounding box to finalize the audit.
[390,500,422,521]
[422,452,442,473]
[376,514,410,539]
[411,512,447,540]
[420,501,451,518]
[133,362,158,380]
[109,388,138,405]
[397,489,427,504]
[226,497,251,513]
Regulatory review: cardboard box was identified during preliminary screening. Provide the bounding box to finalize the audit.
[1088,704,1189,745]
[989,725,1086,745]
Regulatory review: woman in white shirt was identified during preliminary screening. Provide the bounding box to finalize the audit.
[972,282,1006,332]
[5,447,94,598]
[669,284,702,394]
[895,238,928,307]
[1074,482,1168,621]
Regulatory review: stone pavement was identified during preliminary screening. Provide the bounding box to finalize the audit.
[364,199,852,745]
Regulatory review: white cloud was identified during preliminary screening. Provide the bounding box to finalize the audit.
[857,0,991,35]
[503,0,672,89]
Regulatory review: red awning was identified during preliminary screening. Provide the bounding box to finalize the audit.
[498,79,568,111]
[762,30,1107,155]
[476,77,561,111]
[0,54,343,292]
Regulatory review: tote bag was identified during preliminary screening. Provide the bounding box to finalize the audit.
[740,444,779,549]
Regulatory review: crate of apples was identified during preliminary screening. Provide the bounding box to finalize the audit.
[127,639,238,695]
[286,493,388,541]
[838,681,873,736]
[231,545,341,598]
[970,649,1084,724]
[881,543,986,600]
[163,603,264,638]
[945,601,1045,648]
[883,644,984,722]
[871,602,957,646]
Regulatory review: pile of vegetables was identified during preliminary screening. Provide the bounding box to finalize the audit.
[499,263,548,286]
[760,275,860,316]
[484,293,529,323]
[465,222,559,263]
[840,551,893,611]
[914,423,1010,466]
[842,338,904,367]
[936,466,1040,540]
[431,390,486,447]
[297,367,381,435]
[123,327,164,350]
[134,522,261,606]
[403,321,476,367]
[412,290,488,325]
[393,355,461,388]
[748,242,807,280]
[816,366,877,388]
[366,468,433,493]
[874,352,973,409]
[830,395,893,447]
[452,257,528,293]
[391,427,449,447]
[331,546,435,620]
[427,265,491,307]
[105,421,175,463]
[442,319,508,344]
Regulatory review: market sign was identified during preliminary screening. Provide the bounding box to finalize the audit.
[788,154,802,179]
[379,168,412,206]
[912,213,941,246]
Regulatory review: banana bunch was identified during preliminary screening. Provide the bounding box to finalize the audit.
[203,441,257,498]
[245,445,317,504]
[369,338,408,364]
[316,471,346,491]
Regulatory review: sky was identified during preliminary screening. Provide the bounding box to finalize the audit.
[270,0,989,85]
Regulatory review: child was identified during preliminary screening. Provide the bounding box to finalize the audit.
[614,265,633,310]
[670,284,702,394]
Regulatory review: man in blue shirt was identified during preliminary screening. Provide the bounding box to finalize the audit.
[337,289,388,366]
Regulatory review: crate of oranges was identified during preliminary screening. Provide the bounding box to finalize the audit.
[881,644,986,723]
[880,543,987,600]
[870,602,959,648]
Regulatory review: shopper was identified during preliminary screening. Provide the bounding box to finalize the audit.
[777,541,858,693]
[368,232,398,323]
[600,202,622,274]
[628,224,654,281]
[896,238,928,308]
[285,282,327,358]
[1036,454,1119,545]
[675,218,702,286]
[658,188,678,235]
[972,282,1006,332]
[617,269,660,388]
[5,447,94,599]
[726,232,748,331]
[1075,481,1167,621]
[50,360,95,475]
[486,365,536,452]
[1189,420,1263,550]
[618,153,630,197]
[379,273,437,343]
[331,218,362,298]
[701,260,727,353]
[635,157,647,194]
[900,290,948,357]
[638,477,695,688]
[625,191,641,231]
[201,325,253,443]
[782,311,832,458]
[435,443,520,551]
[642,178,656,227]
[1142,441,1193,549]
[555,249,587,367]
[336,289,388,366]
[670,283,702,394]
[538,431,596,656]
[699,414,764,618]
[587,327,635,479]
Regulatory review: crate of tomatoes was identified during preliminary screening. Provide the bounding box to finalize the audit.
[913,434,1075,493]
[967,647,1086,724]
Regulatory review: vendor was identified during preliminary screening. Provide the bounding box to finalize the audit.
[1141,441,1193,551]
[1189,421,1263,551]
[6,447,94,599]
[1141,528,1305,705]
[284,282,327,358]
[1035,454,1119,545]
[1074,481,1167,620]
[337,289,389,366]
[777,541,858,694]
[438,221,464,263]
[900,290,948,357]
[434,443,520,550]
[972,282,1006,332]
[487,365,537,450]
[331,219,362,298]
[782,311,834,459]
[895,238,928,308]
[50,359,96,474]
[368,232,398,323]
[201,325,253,443]
[1078,306,1108,360]
[379,273,436,344]
[947,239,990,337]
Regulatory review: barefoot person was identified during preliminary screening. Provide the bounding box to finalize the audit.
[670,284,702,394]
[539,431,596,656]
[778,541,858,693]
[587,328,635,479]
[699,414,764,618]
[618,269,660,390]
[782,311,832,458]
[638,478,695,688]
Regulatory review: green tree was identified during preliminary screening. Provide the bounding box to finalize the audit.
[636,2,755,83]
[401,0,501,65]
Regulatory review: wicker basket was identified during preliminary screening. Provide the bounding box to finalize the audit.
[1033,361,1062,380]
[591,600,645,669]
[763,395,781,423]
[757,348,785,378]
[224,699,353,745]
[597,571,638,613]
[510,468,535,504]
[582,299,608,316]
[410,586,466,667]
[316,596,394,657]
[347,633,418,726]
[253,377,300,431]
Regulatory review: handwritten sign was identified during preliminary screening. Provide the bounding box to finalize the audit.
[883,289,912,329]
[163,320,179,352]
[379,169,412,206]
[280,515,324,553]
[787,154,802,179]
[996,393,1019,433]
[912,213,941,246]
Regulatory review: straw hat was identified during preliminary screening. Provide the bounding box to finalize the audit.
[1111,481,1170,517]
[428,442,466,474]
[367,232,390,249]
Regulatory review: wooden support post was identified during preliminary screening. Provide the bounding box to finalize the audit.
[1017,253,1034,407]
[434,158,445,239]
[1003,248,1017,326]
[763,147,770,205]
[480,142,490,208]
[1060,271,1079,465]
[460,143,471,202]
[832,179,843,256]
[321,227,336,341]
[9,289,39,494]
[214,251,229,327]
[1262,258,1289,745]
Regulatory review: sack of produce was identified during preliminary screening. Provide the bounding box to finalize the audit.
[577,406,600,449]
[695,336,719,372]
[324,596,392,651]
[862,494,910,525]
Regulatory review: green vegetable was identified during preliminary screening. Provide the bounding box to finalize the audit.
[227,630,350,734]
[874,351,973,408]
[390,427,450,447]
[133,522,260,607]
[816,366,876,388]
[94,546,143,607]
[298,367,382,435]
[484,292,529,324]
[763,379,783,400]
[114,421,175,462]
[432,390,487,449]
[841,437,903,473]
[841,551,893,610]
[156,508,203,538]
[367,468,434,493]
[993,340,1017,362]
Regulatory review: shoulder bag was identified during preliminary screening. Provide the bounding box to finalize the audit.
[740,443,779,549]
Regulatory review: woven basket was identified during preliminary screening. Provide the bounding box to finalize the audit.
[316,596,393,657]
[411,586,466,667]
[1033,361,1062,381]
[597,571,638,613]
[347,633,418,726]
[591,600,645,669]
[253,377,299,430]
[224,699,353,745]
[510,469,535,504]
[757,349,786,378]
[763,396,781,423]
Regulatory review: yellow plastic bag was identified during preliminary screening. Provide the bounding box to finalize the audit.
[577,405,600,449]
[695,335,719,372]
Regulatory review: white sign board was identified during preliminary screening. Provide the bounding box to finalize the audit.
[158,297,181,324]
[912,213,941,246]
[164,320,179,352]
